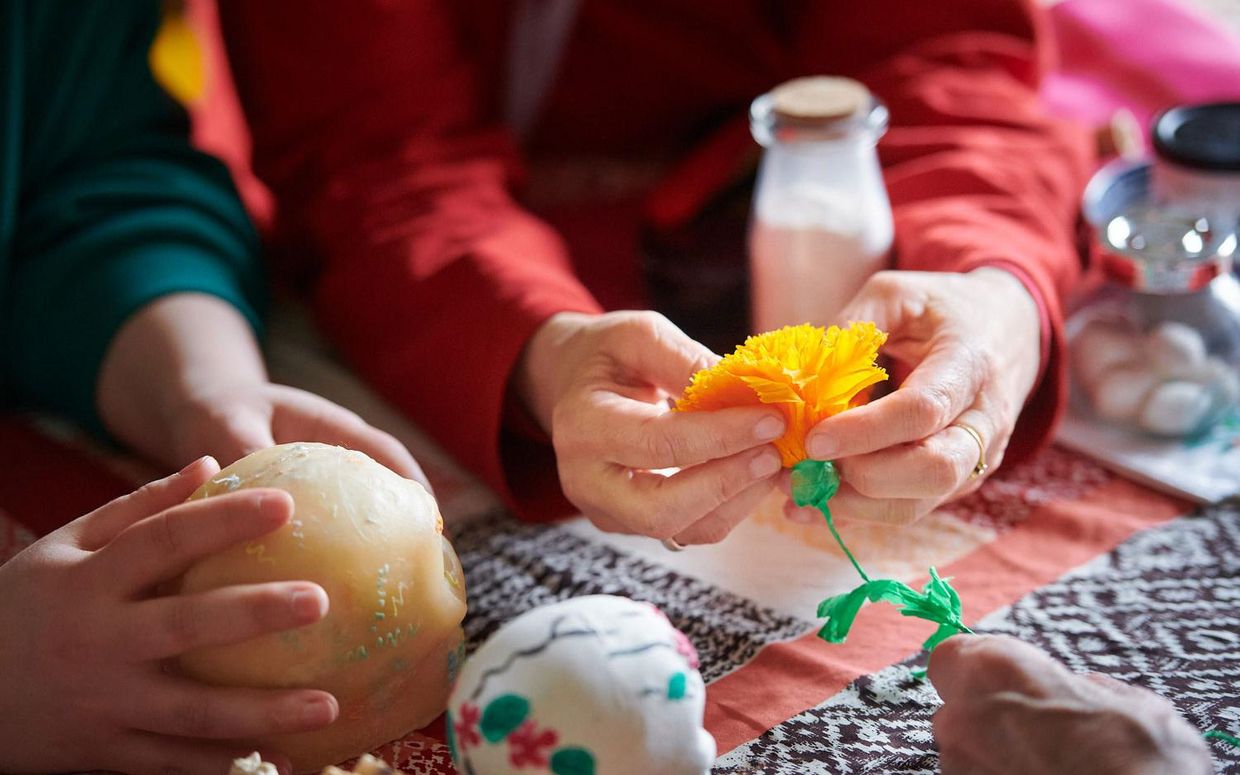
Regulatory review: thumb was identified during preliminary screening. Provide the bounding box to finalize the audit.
[616,312,718,395]
[831,274,911,333]
[205,408,277,467]
[73,456,220,550]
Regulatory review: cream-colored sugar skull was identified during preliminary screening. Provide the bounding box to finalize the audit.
[448,595,715,775]
[176,443,468,773]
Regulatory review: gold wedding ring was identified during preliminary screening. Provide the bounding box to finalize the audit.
[953,422,989,480]
[662,537,687,552]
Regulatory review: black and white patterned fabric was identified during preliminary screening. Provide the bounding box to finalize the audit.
[453,511,814,683]
[716,501,1240,774]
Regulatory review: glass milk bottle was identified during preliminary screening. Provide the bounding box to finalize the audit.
[748,76,893,331]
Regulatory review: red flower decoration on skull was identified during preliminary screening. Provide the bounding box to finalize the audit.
[507,719,559,768]
[454,702,482,750]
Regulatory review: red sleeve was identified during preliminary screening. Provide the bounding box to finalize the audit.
[217,1,601,518]
[799,0,1096,464]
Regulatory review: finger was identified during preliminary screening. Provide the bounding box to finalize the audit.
[1082,672,1158,704]
[669,478,779,545]
[206,407,278,467]
[805,341,985,461]
[928,634,985,702]
[937,746,996,775]
[609,311,718,394]
[123,680,337,739]
[93,489,293,592]
[827,482,935,527]
[603,402,786,469]
[124,582,328,661]
[595,445,783,538]
[271,388,429,486]
[783,498,822,525]
[837,410,993,500]
[75,456,221,551]
[929,634,1068,703]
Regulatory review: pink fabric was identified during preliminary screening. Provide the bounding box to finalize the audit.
[1043,0,1240,137]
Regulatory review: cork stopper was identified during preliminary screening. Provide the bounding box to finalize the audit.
[770,76,870,126]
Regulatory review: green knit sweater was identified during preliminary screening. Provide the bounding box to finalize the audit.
[0,0,263,432]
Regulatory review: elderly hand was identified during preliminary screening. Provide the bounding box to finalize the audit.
[928,635,1213,775]
[98,293,426,486]
[786,267,1041,526]
[0,457,335,775]
[516,310,785,545]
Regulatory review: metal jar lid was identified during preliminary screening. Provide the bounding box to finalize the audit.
[1153,102,1240,172]
[1084,160,1236,293]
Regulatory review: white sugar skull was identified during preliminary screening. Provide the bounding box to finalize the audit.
[447,595,715,775]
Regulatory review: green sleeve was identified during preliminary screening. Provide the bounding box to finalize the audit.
[2,1,264,433]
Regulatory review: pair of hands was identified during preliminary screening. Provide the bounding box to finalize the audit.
[0,458,326,774]
[930,635,1214,775]
[519,267,1041,543]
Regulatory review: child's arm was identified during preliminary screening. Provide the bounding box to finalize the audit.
[3,2,420,482]
[0,457,334,774]
[95,291,423,481]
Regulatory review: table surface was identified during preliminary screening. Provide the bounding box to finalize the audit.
[2,302,1237,773]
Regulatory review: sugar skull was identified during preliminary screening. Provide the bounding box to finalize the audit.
[448,595,715,775]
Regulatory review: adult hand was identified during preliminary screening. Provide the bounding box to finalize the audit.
[98,293,426,486]
[516,311,785,545]
[929,635,1213,775]
[0,457,336,774]
[787,267,1041,526]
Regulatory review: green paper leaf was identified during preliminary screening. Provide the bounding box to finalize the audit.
[815,586,872,643]
[921,623,961,652]
[816,579,914,643]
[550,747,597,775]
[480,694,530,743]
[667,671,688,700]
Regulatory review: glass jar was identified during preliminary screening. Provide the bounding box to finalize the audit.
[1151,102,1240,230]
[748,76,893,332]
[1070,162,1240,438]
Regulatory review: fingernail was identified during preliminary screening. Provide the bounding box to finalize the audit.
[807,435,836,460]
[749,449,782,478]
[179,455,214,475]
[256,491,293,518]
[300,695,337,728]
[755,416,785,441]
[291,589,328,622]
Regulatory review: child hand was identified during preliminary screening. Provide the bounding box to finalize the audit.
[0,457,337,774]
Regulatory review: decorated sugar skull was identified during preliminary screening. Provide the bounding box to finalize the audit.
[174,443,468,773]
[447,595,715,775]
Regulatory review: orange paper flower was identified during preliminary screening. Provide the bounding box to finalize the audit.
[676,322,889,466]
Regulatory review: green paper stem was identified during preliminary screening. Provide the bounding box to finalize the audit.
[1205,729,1240,748]
[791,459,972,654]
[791,459,867,581]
